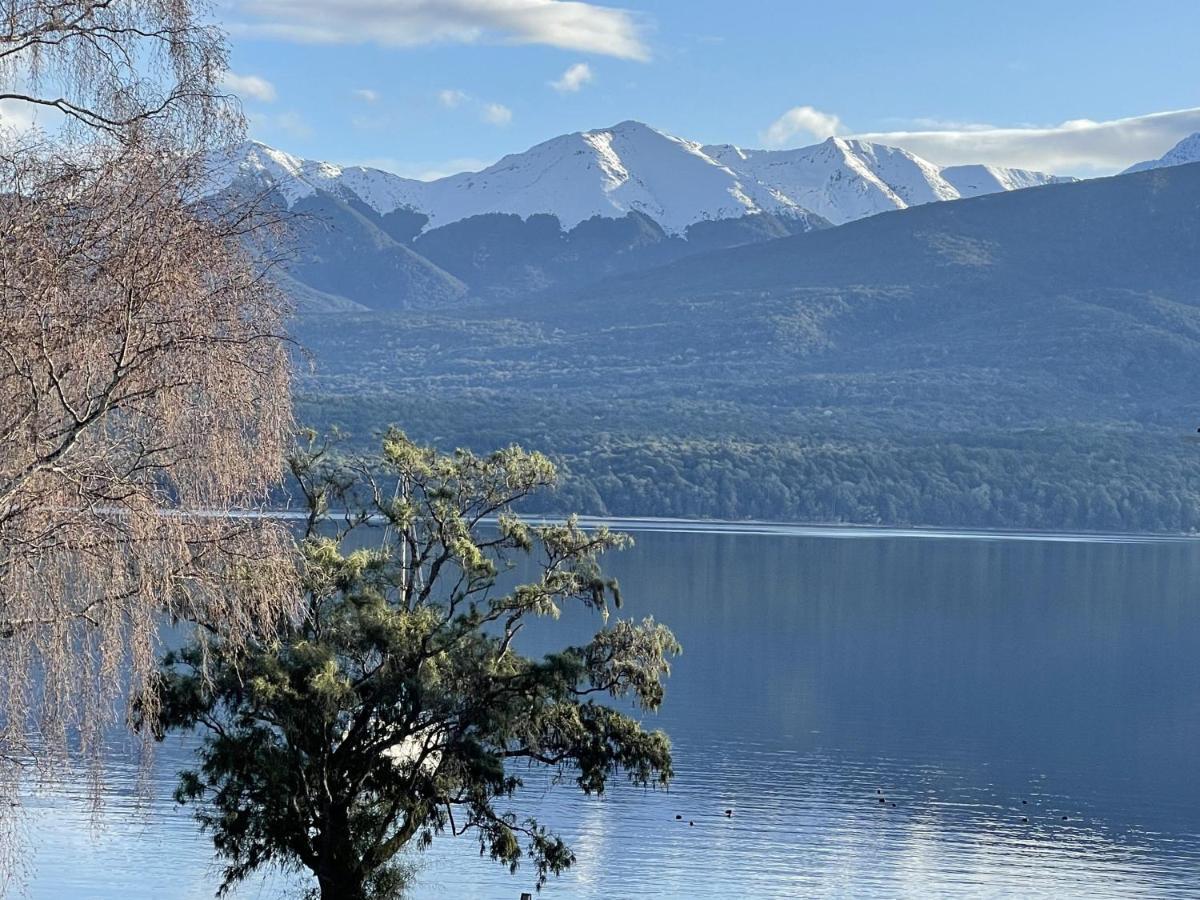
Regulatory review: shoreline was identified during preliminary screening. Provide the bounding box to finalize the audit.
[223,508,1200,544]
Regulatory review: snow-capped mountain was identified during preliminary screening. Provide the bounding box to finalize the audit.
[210,121,1072,233]
[703,138,952,224]
[1123,132,1200,174]
[939,164,1077,198]
[210,123,797,233]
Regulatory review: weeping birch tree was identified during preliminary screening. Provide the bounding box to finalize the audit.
[0,0,296,864]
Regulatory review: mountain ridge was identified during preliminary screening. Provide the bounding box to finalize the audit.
[209,120,1073,235]
[294,161,1200,531]
[1124,131,1200,174]
[558,160,1200,304]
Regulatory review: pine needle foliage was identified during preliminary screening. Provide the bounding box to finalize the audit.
[147,430,680,899]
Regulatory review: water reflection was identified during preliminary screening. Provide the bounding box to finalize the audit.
[18,528,1200,898]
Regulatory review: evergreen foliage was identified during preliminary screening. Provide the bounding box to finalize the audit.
[146,431,679,899]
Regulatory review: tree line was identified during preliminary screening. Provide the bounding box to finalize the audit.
[301,394,1200,533]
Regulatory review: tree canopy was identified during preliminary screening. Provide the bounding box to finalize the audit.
[0,2,294,868]
[148,431,680,899]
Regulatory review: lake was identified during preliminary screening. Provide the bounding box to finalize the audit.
[17,525,1200,898]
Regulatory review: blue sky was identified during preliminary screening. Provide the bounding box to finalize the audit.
[219,0,1200,178]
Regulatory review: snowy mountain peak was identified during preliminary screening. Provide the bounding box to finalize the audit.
[605,119,662,136]
[1124,132,1200,174]
[208,140,353,203]
[208,121,1072,234]
[701,135,968,224]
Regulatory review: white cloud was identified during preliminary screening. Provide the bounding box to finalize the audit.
[0,98,40,133]
[437,89,511,126]
[888,117,998,133]
[353,88,380,103]
[221,71,277,102]
[762,106,844,147]
[851,108,1200,174]
[273,111,312,138]
[249,110,313,139]
[551,62,594,93]
[231,0,649,60]
[481,102,512,126]
[438,88,469,108]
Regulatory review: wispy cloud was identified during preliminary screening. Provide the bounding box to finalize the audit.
[221,71,277,103]
[438,88,469,109]
[481,102,513,126]
[884,117,1000,133]
[249,110,313,139]
[0,98,40,133]
[762,106,844,147]
[851,108,1200,174]
[437,90,511,126]
[353,88,380,103]
[758,106,1200,174]
[551,62,594,93]
[231,0,649,60]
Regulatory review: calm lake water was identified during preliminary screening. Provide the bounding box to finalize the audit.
[18,525,1200,898]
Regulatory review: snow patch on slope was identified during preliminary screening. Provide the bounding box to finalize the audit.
[209,122,1072,234]
[941,165,1076,197]
[411,122,786,233]
[703,137,962,225]
[1123,132,1200,174]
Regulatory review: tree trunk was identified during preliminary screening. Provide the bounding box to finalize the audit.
[316,860,369,900]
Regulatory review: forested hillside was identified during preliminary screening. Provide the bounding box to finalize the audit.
[295,162,1200,532]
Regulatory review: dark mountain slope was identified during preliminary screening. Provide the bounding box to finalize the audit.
[285,192,468,311]
[279,193,829,307]
[410,209,825,299]
[297,164,1200,531]
[483,163,1200,423]
[537,162,1200,316]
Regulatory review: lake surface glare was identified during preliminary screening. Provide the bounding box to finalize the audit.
[20,526,1200,898]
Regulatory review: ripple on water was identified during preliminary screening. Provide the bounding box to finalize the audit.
[19,530,1200,899]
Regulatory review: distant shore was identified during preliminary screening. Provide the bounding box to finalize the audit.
[221,508,1200,543]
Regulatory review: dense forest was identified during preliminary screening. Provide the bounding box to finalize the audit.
[299,393,1200,533]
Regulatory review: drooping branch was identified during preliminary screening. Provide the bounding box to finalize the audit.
[1,0,241,148]
[0,1,298,873]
